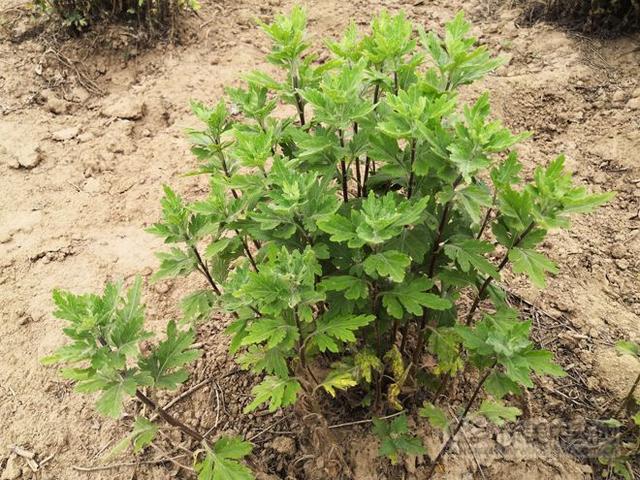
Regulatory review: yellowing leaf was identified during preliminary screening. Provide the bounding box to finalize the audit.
[320,369,357,397]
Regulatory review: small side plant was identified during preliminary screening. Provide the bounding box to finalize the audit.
[43,278,253,478]
[45,7,613,478]
[35,0,199,31]
[526,0,640,34]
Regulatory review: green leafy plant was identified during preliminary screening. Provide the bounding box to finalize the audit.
[524,0,640,35]
[42,278,253,479]
[372,413,425,464]
[196,437,254,480]
[46,6,613,477]
[35,0,199,32]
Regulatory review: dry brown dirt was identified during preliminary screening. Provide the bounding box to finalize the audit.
[1,0,639,479]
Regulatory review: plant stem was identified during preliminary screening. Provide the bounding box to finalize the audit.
[191,245,222,296]
[464,221,536,326]
[374,370,384,412]
[219,151,262,254]
[614,371,640,418]
[407,139,416,199]
[291,70,306,126]
[426,175,463,277]
[353,123,362,197]
[339,129,349,203]
[363,153,377,195]
[363,158,371,197]
[425,362,496,479]
[218,150,238,198]
[238,236,259,272]
[191,244,261,317]
[295,311,320,387]
[340,164,349,201]
[294,309,307,370]
[294,218,314,245]
[437,221,535,400]
[362,83,381,197]
[431,373,449,403]
[390,320,399,346]
[399,322,409,354]
[410,175,463,369]
[96,337,205,443]
[371,283,384,356]
[476,191,497,240]
[135,390,204,442]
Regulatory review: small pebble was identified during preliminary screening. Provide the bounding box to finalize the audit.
[0,455,21,480]
[610,245,626,259]
[615,259,629,270]
[496,431,512,448]
[612,90,626,103]
[269,436,296,455]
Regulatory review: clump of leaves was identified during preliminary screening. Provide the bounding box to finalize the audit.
[521,0,640,35]
[35,0,199,32]
[42,278,252,479]
[45,6,613,478]
[372,414,425,464]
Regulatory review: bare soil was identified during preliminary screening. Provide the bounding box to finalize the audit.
[1,0,639,479]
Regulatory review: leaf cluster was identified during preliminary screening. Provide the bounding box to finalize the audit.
[169,7,609,419]
[44,6,614,475]
[43,278,201,418]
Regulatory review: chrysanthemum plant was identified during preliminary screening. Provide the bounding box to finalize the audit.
[44,8,613,478]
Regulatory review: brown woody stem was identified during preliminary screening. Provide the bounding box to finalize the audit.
[407,139,416,199]
[425,362,496,479]
[292,73,306,126]
[96,338,206,444]
[362,83,381,197]
[354,123,362,197]
[339,130,349,202]
[192,244,260,317]
[476,190,497,240]
[191,245,222,296]
[136,390,204,442]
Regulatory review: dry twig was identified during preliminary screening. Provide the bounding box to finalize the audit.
[246,414,294,442]
[162,376,215,411]
[41,42,104,95]
[328,410,405,429]
[72,454,190,472]
[447,406,487,480]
